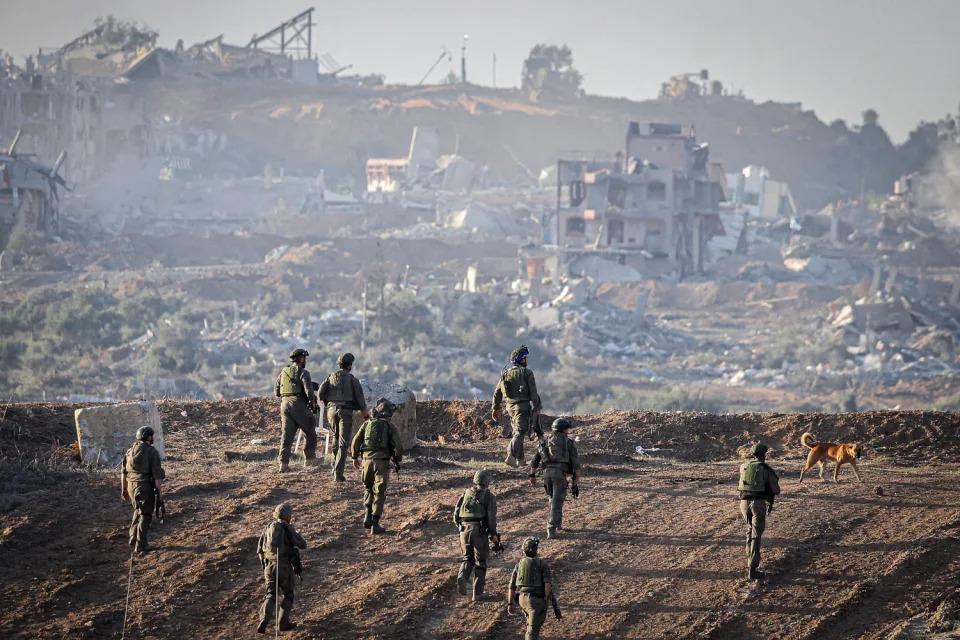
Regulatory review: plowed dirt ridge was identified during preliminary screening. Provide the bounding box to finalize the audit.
[0,399,958,639]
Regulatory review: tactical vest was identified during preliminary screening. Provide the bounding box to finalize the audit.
[125,442,154,482]
[279,365,305,397]
[738,461,768,493]
[516,557,545,592]
[502,366,531,403]
[458,487,489,521]
[324,370,351,404]
[544,433,571,468]
[362,419,391,455]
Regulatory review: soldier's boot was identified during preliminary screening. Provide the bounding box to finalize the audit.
[135,543,155,554]
[278,622,297,632]
[472,569,489,602]
[457,562,473,596]
[279,461,290,473]
[304,457,320,467]
[370,515,386,535]
[362,505,373,529]
[547,526,557,539]
[504,455,519,468]
[256,620,267,634]
[748,569,767,580]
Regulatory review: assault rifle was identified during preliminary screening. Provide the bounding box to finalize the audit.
[550,592,563,620]
[282,524,303,582]
[491,535,505,556]
[153,484,165,523]
[391,456,401,480]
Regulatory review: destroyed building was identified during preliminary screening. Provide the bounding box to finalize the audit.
[551,122,725,278]
[0,130,68,237]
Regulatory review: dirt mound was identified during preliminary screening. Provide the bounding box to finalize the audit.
[4,400,958,464]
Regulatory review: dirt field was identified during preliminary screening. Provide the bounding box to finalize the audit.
[1,399,959,639]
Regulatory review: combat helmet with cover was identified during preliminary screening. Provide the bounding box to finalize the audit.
[289,348,309,360]
[474,469,493,486]
[273,503,293,520]
[551,418,572,431]
[337,352,355,368]
[136,426,154,441]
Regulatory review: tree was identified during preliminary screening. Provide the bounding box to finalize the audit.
[521,44,583,100]
[441,70,460,85]
[862,109,879,127]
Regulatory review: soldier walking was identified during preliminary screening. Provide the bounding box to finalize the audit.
[507,537,557,640]
[256,503,307,634]
[275,348,319,473]
[738,443,781,580]
[318,353,369,482]
[492,345,543,468]
[350,398,403,534]
[453,469,502,602]
[529,418,581,539]
[121,426,165,554]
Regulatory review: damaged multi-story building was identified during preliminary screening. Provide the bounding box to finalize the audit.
[549,121,726,279]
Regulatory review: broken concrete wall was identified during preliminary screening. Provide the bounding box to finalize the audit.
[345,380,418,451]
[74,401,165,466]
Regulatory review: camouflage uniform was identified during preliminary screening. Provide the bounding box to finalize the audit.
[275,362,318,467]
[530,427,581,534]
[492,362,543,466]
[319,368,367,481]
[453,477,499,599]
[738,446,781,579]
[257,508,307,632]
[350,404,403,533]
[510,555,552,640]
[121,440,165,552]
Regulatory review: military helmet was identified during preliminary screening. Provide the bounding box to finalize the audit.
[522,536,540,556]
[136,426,154,441]
[372,397,398,418]
[474,469,493,486]
[551,417,572,431]
[337,352,355,367]
[274,503,293,520]
[289,348,309,360]
[750,443,769,458]
[510,344,530,364]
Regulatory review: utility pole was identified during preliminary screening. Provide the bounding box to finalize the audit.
[361,281,367,352]
[461,34,469,84]
[492,53,496,87]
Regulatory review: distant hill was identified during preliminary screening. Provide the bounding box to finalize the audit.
[144,79,904,210]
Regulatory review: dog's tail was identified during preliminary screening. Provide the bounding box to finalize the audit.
[801,432,817,449]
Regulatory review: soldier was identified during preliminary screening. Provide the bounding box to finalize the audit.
[256,503,307,634]
[738,442,781,580]
[453,469,502,602]
[507,537,556,640]
[318,352,369,482]
[274,348,319,473]
[492,344,543,468]
[529,418,581,539]
[350,398,403,534]
[121,426,165,555]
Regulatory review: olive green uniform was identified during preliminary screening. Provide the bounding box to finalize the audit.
[350,417,403,519]
[257,520,307,630]
[121,441,165,550]
[275,364,318,465]
[738,459,781,576]
[319,369,367,480]
[531,432,581,529]
[510,557,552,640]
[453,486,499,597]
[492,365,543,463]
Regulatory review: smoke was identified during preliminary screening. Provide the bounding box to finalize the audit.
[924,144,960,227]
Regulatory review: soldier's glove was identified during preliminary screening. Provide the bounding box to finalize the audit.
[571,484,579,499]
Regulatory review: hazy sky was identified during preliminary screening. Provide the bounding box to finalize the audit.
[3,0,958,141]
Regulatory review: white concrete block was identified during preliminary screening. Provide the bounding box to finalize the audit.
[74,401,165,466]
[353,380,418,450]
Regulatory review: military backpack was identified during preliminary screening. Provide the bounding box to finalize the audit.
[279,364,305,397]
[362,418,392,455]
[738,460,768,492]
[458,487,489,521]
[501,365,530,402]
[544,433,571,467]
[516,557,545,591]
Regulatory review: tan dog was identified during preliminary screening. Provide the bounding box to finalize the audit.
[799,432,863,483]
